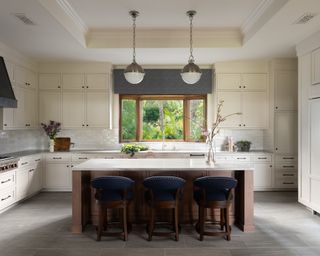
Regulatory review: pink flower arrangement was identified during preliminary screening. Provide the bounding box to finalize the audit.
[41,120,61,139]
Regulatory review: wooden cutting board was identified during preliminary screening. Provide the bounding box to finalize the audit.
[54,137,71,151]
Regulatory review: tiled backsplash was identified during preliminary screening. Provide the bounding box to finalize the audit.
[0,128,269,154]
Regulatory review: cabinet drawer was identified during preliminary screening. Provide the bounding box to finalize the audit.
[0,188,15,210]
[275,171,297,179]
[252,155,272,162]
[0,171,15,191]
[276,163,297,170]
[232,155,250,162]
[19,155,42,168]
[46,154,71,162]
[275,155,297,162]
[215,155,233,162]
[275,178,297,188]
[72,154,90,162]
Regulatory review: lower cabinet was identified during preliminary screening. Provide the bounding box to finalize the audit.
[45,163,72,191]
[0,171,16,211]
[253,163,273,190]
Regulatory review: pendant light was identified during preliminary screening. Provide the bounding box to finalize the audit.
[181,10,202,84]
[124,10,145,84]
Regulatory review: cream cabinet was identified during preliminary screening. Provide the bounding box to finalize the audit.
[86,74,108,90]
[16,168,29,200]
[39,91,62,124]
[217,73,267,91]
[217,91,268,128]
[14,65,37,89]
[62,92,85,128]
[312,47,320,85]
[39,73,61,90]
[274,70,298,111]
[253,163,273,189]
[274,112,297,154]
[86,92,109,127]
[62,73,85,90]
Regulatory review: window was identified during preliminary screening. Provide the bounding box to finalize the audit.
[120,95,206,142]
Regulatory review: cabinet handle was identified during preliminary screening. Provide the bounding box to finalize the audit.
[283,174,294,177]
[67,165,69,167]
[29,169,35,172]
[35,159,41,162]
[283,182,294,185]
[270,165,272,168]
[258,157,267,159]
[283,157,294,160]
[71,165,74,168]
[1,179,11,184]
[78,157,87,160]
[237,157,247,160]
[283,165,295,168]
[52,157,62,160]
[25,82,28,85]
[1,195,11,201]
[4,124,7,126]
[21,162,28,166]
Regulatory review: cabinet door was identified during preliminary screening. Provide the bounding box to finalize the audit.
[28,165,41,195]
[312,48,320,85]
[12,86,26,128]
[1,108,14,129]
[274,112,297,154]
[242,92,268,128]
[15,66,37,89]
[16,168,29,200]
[274,70,297,111]
[45,163,70,189]
[242,74,267,90]
[86,92,109,127]
[86,74,108,90]
[62,92,85,128]
[216,91,242,127]
[39,73,61,90]
[26,69,37,89]
[62,73,84,90]
[253,163,272,189]
[39,91,61,124]
[25,89,37,128]
[216,74,241,90]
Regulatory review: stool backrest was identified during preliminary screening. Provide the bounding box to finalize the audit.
[91,176,134,191]
[143,176,185,191]
[194,176,237,192]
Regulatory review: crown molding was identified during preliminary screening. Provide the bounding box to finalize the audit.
[86,28,242,48]
[37,0,87,47]
[241,0,289,43]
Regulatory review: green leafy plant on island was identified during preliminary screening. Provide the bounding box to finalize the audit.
[121,144,149,157]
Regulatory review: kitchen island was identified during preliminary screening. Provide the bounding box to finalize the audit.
[72,158,254,233]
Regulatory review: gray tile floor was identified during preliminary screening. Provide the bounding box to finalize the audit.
[0,192,320,255]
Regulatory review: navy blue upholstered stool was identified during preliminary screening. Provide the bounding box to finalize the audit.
[91,176,134,241]
[193,176,237,241]
[143,176,186,241]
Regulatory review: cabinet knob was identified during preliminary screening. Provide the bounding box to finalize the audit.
[82,124,85,127]
[243,86,246,88]
[82,86,85,89]
[275,106,278,110]
[66,165,69,167]
[86,124,89,127]
[243,124,246,127]
[58,86,61,89]
[275,147,278,151]
[4,124,7,126]
[86,86,89,89]
[239,124,242,126]
[239,86,241,88]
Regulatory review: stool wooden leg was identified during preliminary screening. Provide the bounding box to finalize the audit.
[126,206,132,233]
[220,208,225,231]
[199,206,204,241]
[123,206,128,241]
[148,207,154,241]
[103,208,108,231]
[97,205,103,241]
[225,207,231,241]
[174,206,179,241]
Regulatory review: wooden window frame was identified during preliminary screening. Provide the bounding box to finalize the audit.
[119,95,207,142]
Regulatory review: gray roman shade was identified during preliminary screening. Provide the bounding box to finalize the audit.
[113,69,213,94]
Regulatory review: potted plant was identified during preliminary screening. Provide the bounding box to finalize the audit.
[235,140,252,152]
[121,144,149,157]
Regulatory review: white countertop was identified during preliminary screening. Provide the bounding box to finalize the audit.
[72,158,254,171]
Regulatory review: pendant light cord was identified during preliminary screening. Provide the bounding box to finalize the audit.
[132,13,136,63]
[189,12,195,63]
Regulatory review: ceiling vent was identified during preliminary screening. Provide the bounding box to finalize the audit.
[294,12,317,24]
[13,13,36,25]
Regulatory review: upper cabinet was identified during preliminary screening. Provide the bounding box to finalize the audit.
[312,47,320,85]
[39,73,61,90]
[216,72,269,129]
[86,74,108,90]
[15,65,37,89]
[274,70,297,111]
[62,73,85,90]
[216,73,267,91]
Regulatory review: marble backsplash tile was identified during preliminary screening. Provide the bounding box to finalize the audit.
[0,128,269,154]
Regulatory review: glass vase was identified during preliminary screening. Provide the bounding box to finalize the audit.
[206,140,215,165]
[49,139,55,153]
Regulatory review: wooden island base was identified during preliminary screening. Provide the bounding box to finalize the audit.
[72,161,254,234]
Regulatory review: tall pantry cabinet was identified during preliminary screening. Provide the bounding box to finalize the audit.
[297,30,320,214]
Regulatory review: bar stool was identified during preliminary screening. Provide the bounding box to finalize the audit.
[193,176,237,241]
[143,176,186,241]
[91,176,134,241]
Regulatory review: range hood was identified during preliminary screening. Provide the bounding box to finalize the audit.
[0,56,17,108]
